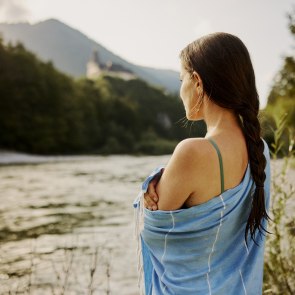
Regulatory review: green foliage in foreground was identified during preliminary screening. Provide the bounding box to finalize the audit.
[263,113,295,294]
[0,37,206,155]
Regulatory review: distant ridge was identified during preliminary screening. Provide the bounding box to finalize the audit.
[0,18,179,93]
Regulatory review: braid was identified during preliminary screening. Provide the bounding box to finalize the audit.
[239,106,271,246]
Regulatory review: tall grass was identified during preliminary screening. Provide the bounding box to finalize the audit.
[263,112,295,294]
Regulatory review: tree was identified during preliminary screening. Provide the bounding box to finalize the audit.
[262,8,295,156]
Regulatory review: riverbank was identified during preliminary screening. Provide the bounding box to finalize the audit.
[0,150,96,165]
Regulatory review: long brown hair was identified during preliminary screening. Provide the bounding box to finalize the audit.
[180,32,270,246]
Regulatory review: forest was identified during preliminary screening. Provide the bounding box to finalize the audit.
[0,36,206,155]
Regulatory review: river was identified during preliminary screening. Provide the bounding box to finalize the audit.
[0,153,171,295]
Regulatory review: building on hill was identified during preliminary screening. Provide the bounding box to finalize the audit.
[86,49,136,80]
[86,49,102,79]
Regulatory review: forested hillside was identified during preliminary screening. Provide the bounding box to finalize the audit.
[0,38,206,155]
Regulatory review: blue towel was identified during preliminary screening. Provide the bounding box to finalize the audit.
[134,139,271,295]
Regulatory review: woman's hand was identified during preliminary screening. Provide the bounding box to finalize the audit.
[144,178,159,210]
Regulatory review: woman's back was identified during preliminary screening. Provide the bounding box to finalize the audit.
[183,129,249,208]
[152,127,249,212]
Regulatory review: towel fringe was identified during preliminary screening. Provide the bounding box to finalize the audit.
[134,190,145,294]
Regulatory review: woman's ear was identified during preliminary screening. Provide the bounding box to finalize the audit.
[192,71,202,88]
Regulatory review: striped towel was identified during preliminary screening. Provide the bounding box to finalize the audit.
[133,139,271,295]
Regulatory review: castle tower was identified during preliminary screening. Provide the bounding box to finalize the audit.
[86,49,101,80]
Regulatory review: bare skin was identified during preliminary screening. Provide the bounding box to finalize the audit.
[144,62,249,211]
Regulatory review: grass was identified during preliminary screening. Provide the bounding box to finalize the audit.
[263,112,295,294]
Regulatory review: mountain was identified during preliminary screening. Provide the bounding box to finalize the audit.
[0,18,179,93]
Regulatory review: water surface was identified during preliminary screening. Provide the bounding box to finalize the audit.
[0,154,170,294]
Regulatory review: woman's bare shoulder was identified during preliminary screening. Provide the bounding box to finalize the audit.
[173,138,213,167]
[155,138,216,210]
[162,138,213,188]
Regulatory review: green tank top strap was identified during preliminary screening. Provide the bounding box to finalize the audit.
[207,138,225,194]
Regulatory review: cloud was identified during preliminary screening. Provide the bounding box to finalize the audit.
[0,0,30,22]
[193,19,212,38]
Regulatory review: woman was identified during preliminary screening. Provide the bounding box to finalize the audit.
[133,32,271,295]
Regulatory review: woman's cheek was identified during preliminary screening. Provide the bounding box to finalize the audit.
[180,84,185,102]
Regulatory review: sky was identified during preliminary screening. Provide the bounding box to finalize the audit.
[0,0,294,108]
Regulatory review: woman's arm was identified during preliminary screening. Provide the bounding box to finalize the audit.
[144,139,202,211]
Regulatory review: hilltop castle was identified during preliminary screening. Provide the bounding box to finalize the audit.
[86,49,135,80]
